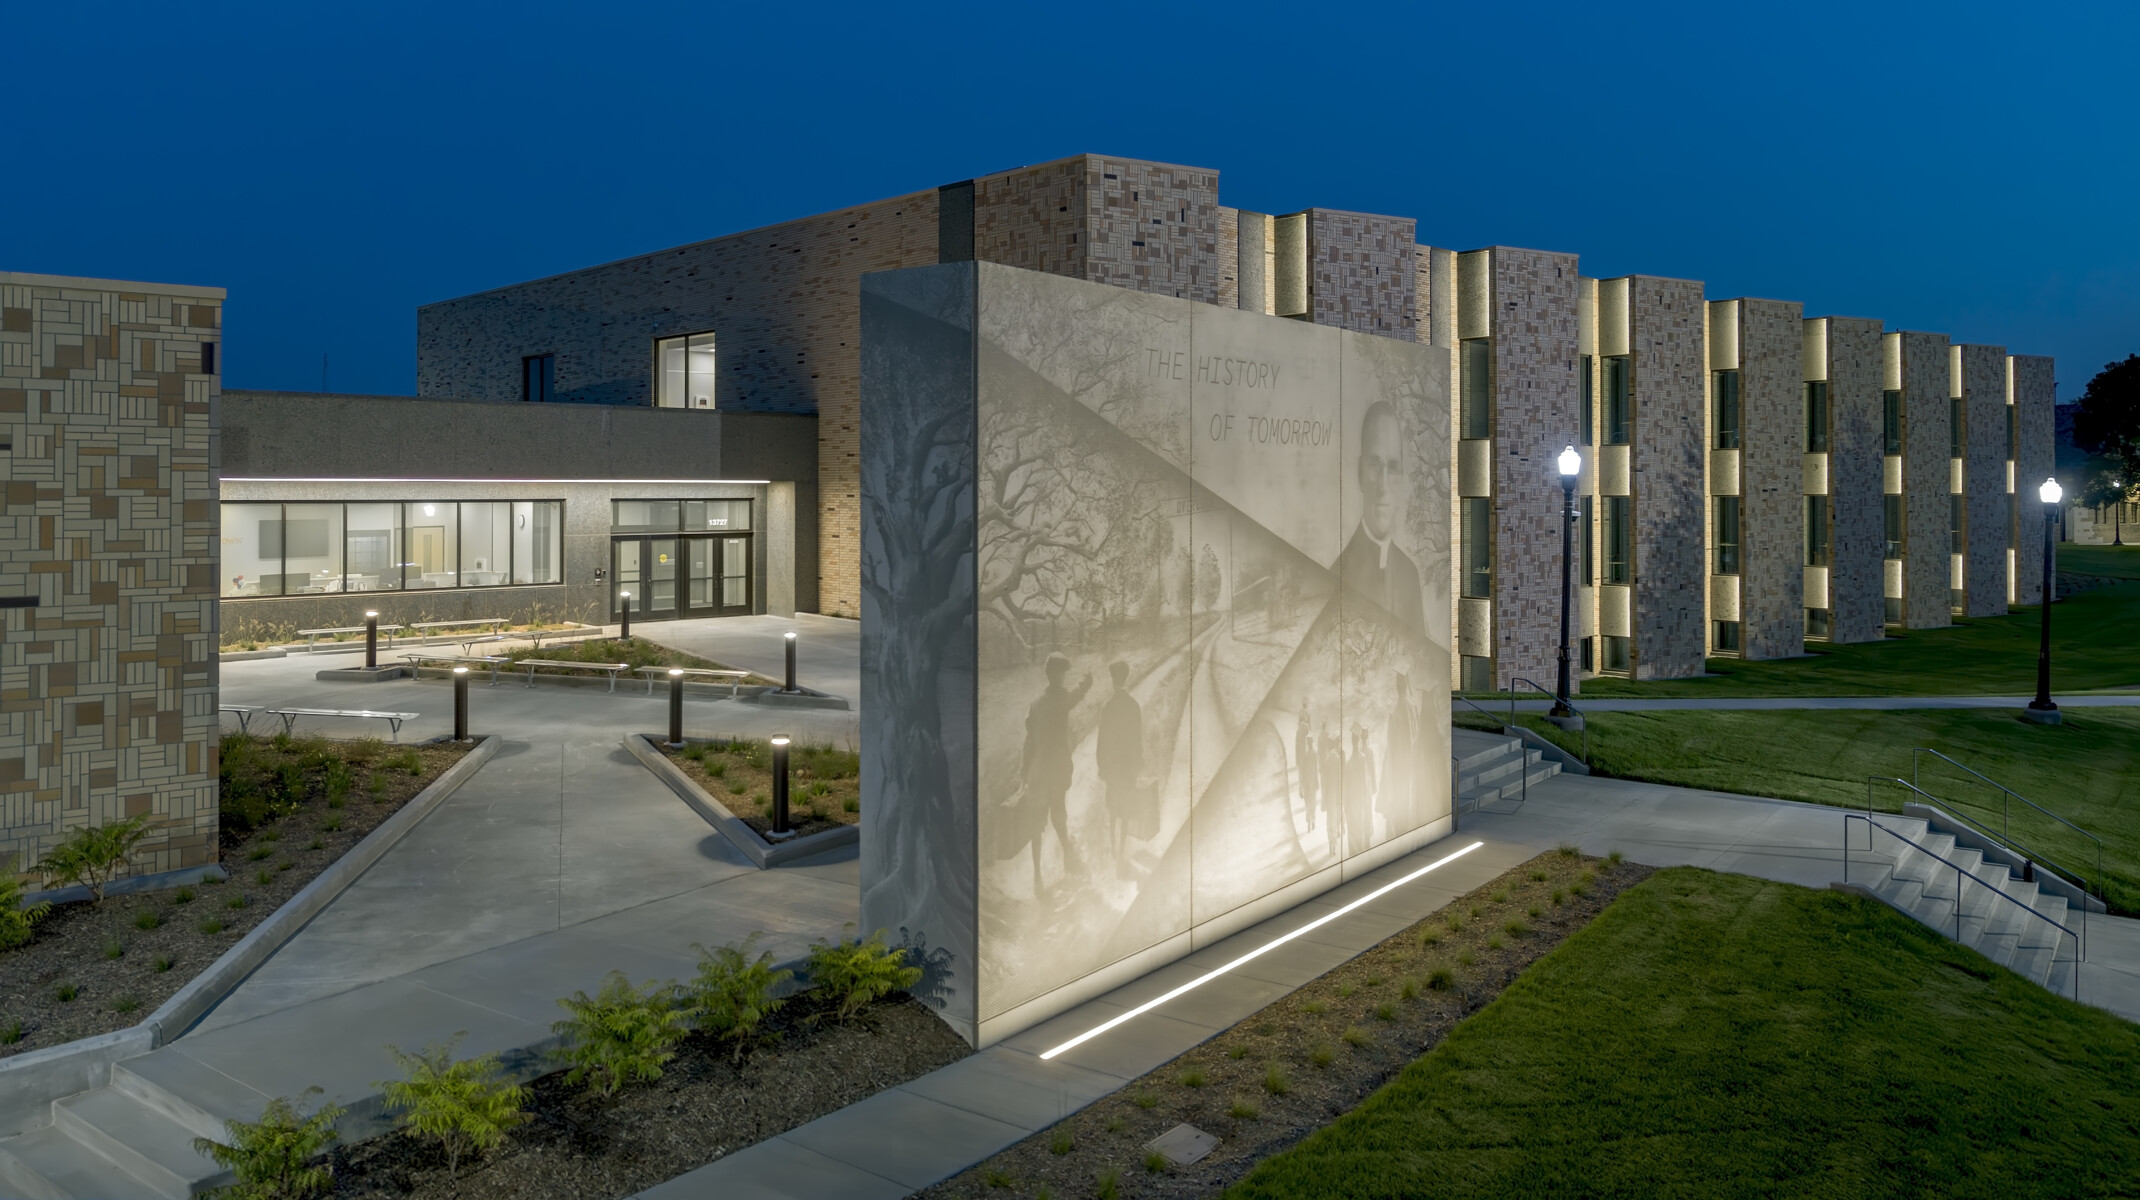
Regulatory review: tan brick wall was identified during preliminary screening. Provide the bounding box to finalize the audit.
[1737,300,1805,658]
[1960,343,2009,617]
[0,273,220,886]
[1895,331,1952,629]
[1825,316,1886,643]
[1628,277,1707,680]
[1488,248,1581,691]
[2011,354,2056,603]
[973,160,1085,280]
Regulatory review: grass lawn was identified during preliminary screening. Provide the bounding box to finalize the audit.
[1228,869,2140,1200]
[1554,580,2140,698]
[1517,706,2140,913]
[2058,542,2140,579]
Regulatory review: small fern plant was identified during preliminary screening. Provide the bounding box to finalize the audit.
[190,1089,342,1200]
[552,971,689,1097]
[688,933,793,1063]
[379,1036,528,1174]
[806,928,922,1021]
[1,857,53,950]
[37,815,152,903]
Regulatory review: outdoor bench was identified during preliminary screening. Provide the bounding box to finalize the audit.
[515,659,631,691]
[634,666,753,697]
[295,624,407,652]
[401,652,511,685]
[219,705,263,734]
[263,707,420,739]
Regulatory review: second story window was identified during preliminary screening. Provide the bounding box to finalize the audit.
[1883,389,1903,455]
[1579,354,1594,445]
[1713,369,1741,450]
[1603,355,1631,445]
[1804,381,1830,453]
[1460,338,1493,440]
[656,331,718,409]
[523,354,555,402]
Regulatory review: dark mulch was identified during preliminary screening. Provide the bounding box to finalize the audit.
[0,736,471,1058]
[327,993,970,1199]
[657,738,858,839]
[922,851,1652,1199]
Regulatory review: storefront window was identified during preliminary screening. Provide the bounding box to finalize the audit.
[222,503,284,597]
[513,501,562,584]
[460,502,512,586]
[345,502,403,591]
[613,499,683,531]
[686,499,752,531]
[281,503,346,593]
[405,502,459,589]
[655,331,717,408]
[220,499,563,597]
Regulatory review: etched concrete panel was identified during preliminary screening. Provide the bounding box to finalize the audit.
[1824,317,1885,643]
[1960,344,2008,617]
[1627,277,1706,679]
[1735,300,1803,658]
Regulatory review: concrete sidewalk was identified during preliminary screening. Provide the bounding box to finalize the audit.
[636,770,2140,1199]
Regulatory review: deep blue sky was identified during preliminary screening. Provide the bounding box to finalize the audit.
[7,1,2133,399]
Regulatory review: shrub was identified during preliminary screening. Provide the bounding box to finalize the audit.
[154,955,175,973]
[380,1037,529,1174]
[1557,843,1580,858]
[1376,1000,1398,1021]
[1607,849,1625,867]
[1178,1065,1205,1088]
[191,1089,342,1200]
[1311,1043,1334,1068]
[1227,1044,1249,1060]
[1144,1150,1169,1173]
[1529,869,1549,882]
[1229,1097,1260,1120]
[135,908,163,931]
[55,981,79,1002]
[1050,1127,1075,1155]
[1427,966,1456,991]
[36,815,151,903]
[687,934,792,1063]
[1505,919,1530,938]
[1264,1063,1290,1095]
[1132,1090,1159,1109]
[552,971,688,1097]
[1,858,53,949]
[1,1021,20,1045]
[1301,999,1326,1015]
[324,761,354,805]
[1096,1168,1122,1199]
[104,938,124,960]
[200,918,226,934]
[1342,1024,1371,1047]
[175,886,196,904]
[805,929,921,1020]
[114,996,141,1014]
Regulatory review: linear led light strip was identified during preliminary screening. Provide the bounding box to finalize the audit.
[1040,840,1486,1061]
[219,477,772,484]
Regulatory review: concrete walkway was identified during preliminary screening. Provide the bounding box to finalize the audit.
[636,770,2140,1199]
[1493,693,2140,712]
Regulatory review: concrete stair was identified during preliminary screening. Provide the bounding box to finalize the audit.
[0,1060,230,1199]
[1843,813,2081,995]
[1453,726,1560,813]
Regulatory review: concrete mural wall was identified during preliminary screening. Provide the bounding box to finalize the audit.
[861,262,1453,1047]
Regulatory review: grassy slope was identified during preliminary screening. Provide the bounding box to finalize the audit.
[1519,706,2140,912]
[1230,870,2140,1200]
[2057,543,2140,579]
[1561,581,2140,698]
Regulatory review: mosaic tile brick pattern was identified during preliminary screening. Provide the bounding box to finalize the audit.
[1628,277,1707,679]
[1896,332,1952,629]
[2011,354,2056,604]
[1488,248,1582,692]
[1306,210,1418,340]
[1737,300,1805,658]
[1825,317,1886,644]
[1960,343,2009,617]
[0,273,220,886]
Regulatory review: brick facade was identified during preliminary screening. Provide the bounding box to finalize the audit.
[1487,248,1582,692]
[1893,332,1952,629]
[2011,354,2056,604]
[1305,210,1418,339]
[0,272,220,888]
[1823,316,1886,644]
[1959,343,2009,617]
[1735,300,1805,658]
[1628,277,1707,680]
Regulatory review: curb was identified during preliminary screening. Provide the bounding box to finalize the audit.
[624,734,858,868]
[0,736,501,1137]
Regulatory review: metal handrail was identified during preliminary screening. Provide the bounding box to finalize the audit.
[1844,811,2081,1001]
[1868,776,2088,958]
[1912,748,2103,905]
[1508,677,1589,766]
[1452,694,1525,808]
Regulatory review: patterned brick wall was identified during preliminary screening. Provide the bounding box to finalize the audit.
[1489,248,1582,692]
[1895,332,1952,629]
[1077,155,1222,304]
[1825,317,1885,643]
[2011,354,2056,603]
[1306,210,1417,340]
[1216,206,1240,311]
[1960,343,2009,617]
[0,273,220,888]
[973,160,1083,279]
[1737,300,1805,658]
[417,190,941,617]
[1627,277,1707,680]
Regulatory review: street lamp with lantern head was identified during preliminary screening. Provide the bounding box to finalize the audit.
[2027,477,2062,724]
[1550,445,1583,728]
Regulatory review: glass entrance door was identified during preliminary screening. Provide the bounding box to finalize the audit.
[684,535,751,618]
[617,535,747,620]
[646,538,677,617]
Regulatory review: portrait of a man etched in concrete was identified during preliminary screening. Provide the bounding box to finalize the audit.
[1337,399,1426,642]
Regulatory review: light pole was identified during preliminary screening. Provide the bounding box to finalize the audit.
[1549,445,1583,730]
[2026,477,2062,725]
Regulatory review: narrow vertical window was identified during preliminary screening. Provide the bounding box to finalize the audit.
[2006,405,2016,461]
[1804,381,1830,453]
[1805,495,1831,566]
[1579,354,1594,445]
[1603,356,1631,445]
[1884,495,1903,560]
[1604,496,1631,584]
[1950,494,1966,555]
[1460,338,1493,440]
[201,342,217,376]
[1951,397,1965,457]
[1461,498,1493,599]
[1713,496,1741,574]
[522,354,555,402]
[1712,370,1741,450]
[654,332,717,408]
[1882,389,1903,455]
[1579,494,1595,586]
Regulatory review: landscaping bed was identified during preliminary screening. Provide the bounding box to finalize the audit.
[326,991,968,1199]
[220,620,591,655]
[0,734,471,1058]
[657,737,859,839]
[499,635,779,686]
[925,849,1649,1199]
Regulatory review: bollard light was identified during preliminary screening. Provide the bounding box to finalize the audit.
[784,630,798,693]
[453,666,470,741]
[769,735,794,839]
[667,668,685,747]
[619,590,632,641]
[364,610,380,670]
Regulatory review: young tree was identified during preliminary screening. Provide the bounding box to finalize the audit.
[2072,353,2140,482]
[37,815,152,904]
[688,933,793,1063]
[552,972,689,1097]
[191,1090,342,1200]
[379,1037,528,1175]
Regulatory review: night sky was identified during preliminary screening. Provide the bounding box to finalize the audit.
[7,1,2132,399]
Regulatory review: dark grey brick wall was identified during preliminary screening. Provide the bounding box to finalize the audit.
[1629,277,1707,680]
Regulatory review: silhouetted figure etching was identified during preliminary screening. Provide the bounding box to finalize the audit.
[1385,670,1416,828]
[1022,652,1091,894]
[1296,705,1319,830]
[1320,721,1345,858]
[1347,723,1375,857]
[1097,660,1147,857]
[1338,401,1426,642]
